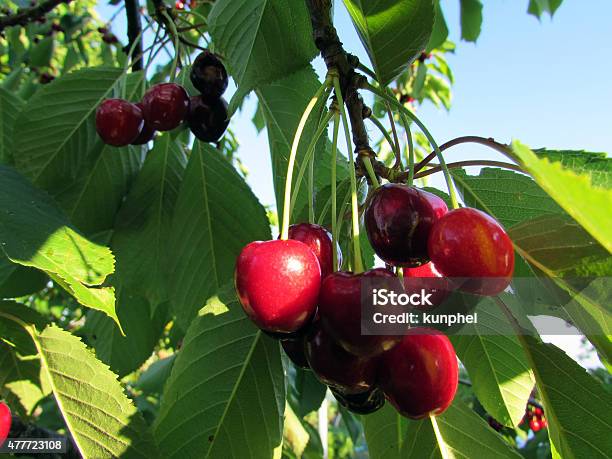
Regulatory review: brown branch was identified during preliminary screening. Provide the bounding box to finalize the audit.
[125,0,143,71]
[411,160,524,180]
[305,0,372,156]
[0,0,66,32]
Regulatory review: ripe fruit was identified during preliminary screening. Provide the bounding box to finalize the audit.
[95,99,144,146]
[131,103,156,145]
[281,335,309,369]
[305,323,378,394]
[235,239,321,334]
[0,402,11,446]
[318,268,401,357]
[530,418,541,432]
[187,96,229,142]
[141,83,189,131]
[428,207,514,295]
[404,262,452,310]
[288,223,340,279]
[365,184,447,267]
[331,386,385,415]
[379,328,458,419]
[190,50,229,100]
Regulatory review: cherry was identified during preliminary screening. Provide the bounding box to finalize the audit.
[404,262,453,311]
[288,223,340,280]
[280,335,309,369]
[318,268,401,357]
[141,83,190,131]
[305,323,378,394]
[235,239,320,334]
[186,96,229,142]
[131,103,156,145]
[379,328,458,419]
[190,50,229,101]
[365,184,447,267]
[428,207,514,296]
[530,418,541,432]
[95,99,144,146]
[331,386,385,415]
[0,402,10,446]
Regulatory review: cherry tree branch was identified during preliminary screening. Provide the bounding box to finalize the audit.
[0,0,66,32]
[125,0,143,71]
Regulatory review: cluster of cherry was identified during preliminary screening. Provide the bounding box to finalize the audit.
[95,51,229,147]
[524,403,547,432]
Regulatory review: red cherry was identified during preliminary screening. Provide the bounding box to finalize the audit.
[0,402,11,446]
[541,418,547,428]
[318,268,401,357]
[288,223,340,280]
[141,83,190,131]
[534,407,543,416]
[131,103,156,145]
[305,323,378,394]
[530,418,541,432]
[365,184,447,267]
[235,239,321,333]
[428,208,514,296]
[379,328,458,419]
[403,262,453,310]
[280,336,309,369]
[95,99,144,146]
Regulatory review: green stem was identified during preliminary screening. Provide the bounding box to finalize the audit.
[331,112,340,269]
[362,156,380,188]
[333,76,364,273]
[357,62,377,81]
[400,114,415,186]
[281,80,331,239]
[288,109,334,219]
[161,10,180,82]
[397,267,404,279]
[386,103,402,170]
[366,83,459,209]
[369,116,399,160]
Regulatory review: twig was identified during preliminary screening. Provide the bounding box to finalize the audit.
[0,0,65,32]
[125,0,143,71]
[412,160,524,179]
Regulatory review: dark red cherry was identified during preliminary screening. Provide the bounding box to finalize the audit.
[288,223,340,280]
[0,402,10,446]
[186,96,229,142]
[190,50,229,101]
[318,268,401,357]
[141,83,189,131]
[131,103,156,145]
[95,99,144,146]
[235,239,321,334]
[403,262,453,311]
[280,335,309,369]
[305,323,378,394]
[380,328,458,419]
[428,207,514,296]
[530,419,541,432]
[365,184,448,267]
[331,386,385,415]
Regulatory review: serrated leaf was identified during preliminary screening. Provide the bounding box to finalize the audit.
[342,0,434,85]
[533,148,611,188]
[154,284,285,458]
[28,36,55,67]
[0,87,23,165]
[451,300,535,428]
[208,0,317,110]
[32,324,159,458]
[168,142,271,330]
[427,1,449,52]
[0,165,118,325]
[460,0,483,42]
[13,67,124,190]
[0,253,48,299]
[364,400,522,458]
[511,141,612,253]
[528,0,563,18]
[518,333,612,458]
[135,354,176,394]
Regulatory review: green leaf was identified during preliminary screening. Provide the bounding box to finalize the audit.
[528,0,563,18]
[518,334,612,458]
[364,400,522,458]
[208,0,317,112]
[135,354,176,394]
[287,367,327,418]
[342,0,435,85]
[32,324,158,458]
[0,254,48,299]
[511,141,612,253]
[427,1,449,52]
[13,67,124,190]
[533,148,611,188]
[111,134,187,305]
[0,165,118,325]
[451,300,535,428]
[28,36,55,67]
[154,284,285,458]
[0,87,23,165]
[460,0,483,42]
[168,142,271,330]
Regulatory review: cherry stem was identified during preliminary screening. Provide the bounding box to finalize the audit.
[400,114,415,186]
[357,62,377,81]
[365,83,459,209]
[333,74,364,273]
[362,156,380,188]
[369,116,398,158]
[331,112,340,269]
[415,160,524,179]
[161,10,180,82]
[397,267,404,279]
[430,415,451,459]
[120,23,151,99]
[280,79,331,240]
[386,102,402,170]
[288,109,334,219]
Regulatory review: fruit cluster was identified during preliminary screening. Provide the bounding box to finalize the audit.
[95,51,229,147]
[524,403,547,432]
